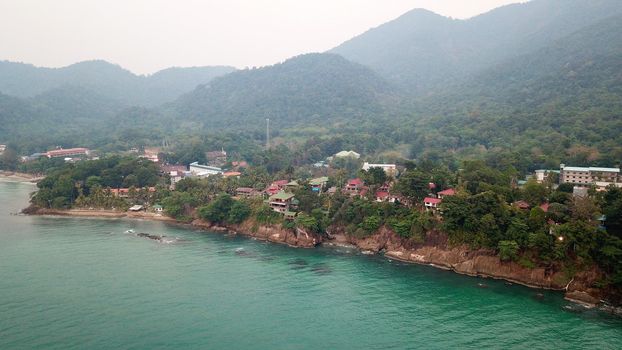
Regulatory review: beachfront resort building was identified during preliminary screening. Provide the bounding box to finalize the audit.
[45,147,90,158]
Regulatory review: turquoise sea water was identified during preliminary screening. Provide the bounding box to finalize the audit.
[0,181,621,349]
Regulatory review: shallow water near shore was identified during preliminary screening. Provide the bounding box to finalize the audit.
[1,182,621,349]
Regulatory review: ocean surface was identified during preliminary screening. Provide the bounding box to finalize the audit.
[0,181,620,349]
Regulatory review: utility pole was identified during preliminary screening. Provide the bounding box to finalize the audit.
[266,118,270,150]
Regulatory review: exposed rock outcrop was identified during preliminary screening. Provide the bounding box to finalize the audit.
[338,225,606,305]
[192,219,321,248]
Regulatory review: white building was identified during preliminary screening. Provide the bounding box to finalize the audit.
[189,162,223,178]
[534,169,559,183]
[559,164,621,191]
[334,150,361,159]
[362,162,398,177]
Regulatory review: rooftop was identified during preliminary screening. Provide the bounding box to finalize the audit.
[189,162,222,171]
[334,150,360,158]
[562,166,620,173]
[347,178,364,186]
[309,177,329,185]
[362,162,396,170]
[269,192,295,201]
[438,188,456,196]
[424,197,442,204]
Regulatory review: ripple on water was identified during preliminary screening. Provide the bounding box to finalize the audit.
[1,182,622,350]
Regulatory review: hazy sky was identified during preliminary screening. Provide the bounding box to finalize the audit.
[0,0,524,75]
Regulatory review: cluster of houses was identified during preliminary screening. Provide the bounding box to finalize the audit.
[158,149,248,190]
[64,143,621,222]
[423,188,456,212]
[233,161,406,218]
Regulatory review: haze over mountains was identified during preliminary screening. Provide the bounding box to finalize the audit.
[0,0,621,166]
[332,0,622,94]
[0,60,235,106]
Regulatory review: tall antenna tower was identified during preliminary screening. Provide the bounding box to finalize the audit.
[266,118,270,150]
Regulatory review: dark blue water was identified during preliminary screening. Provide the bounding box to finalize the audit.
[1,181,620,349]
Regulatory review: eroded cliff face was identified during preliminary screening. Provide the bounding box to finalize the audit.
[338,225,606,306]
[192,219,322,248]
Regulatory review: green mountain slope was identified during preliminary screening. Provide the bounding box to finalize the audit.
[407,14,622,168]
[331,0,622,95]
[173,53,399,129]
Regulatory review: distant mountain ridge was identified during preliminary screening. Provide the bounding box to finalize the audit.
[172,53,398,129]
[331,0,622,94]
[0,60,235,106]
[1,0,622,166]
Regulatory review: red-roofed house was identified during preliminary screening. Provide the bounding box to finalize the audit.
[513,201,531,210]
[359,187,369,197]
[110,188,130,198]
[272,180,289,189]
[375,191,390,202]
[424,197,442,211]
[539,203,550,212]
[437,188,456,199]
[345,178,364,194]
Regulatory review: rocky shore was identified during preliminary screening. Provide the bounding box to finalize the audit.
[25,207,614,310]
[25,207,321,248]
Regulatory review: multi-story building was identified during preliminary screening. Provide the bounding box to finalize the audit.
[45,147,90,158]
[533,169,559,183]
[268,192,296,213]
[362,162,398,177]
[189,162,223,177]
[559,164,621,190]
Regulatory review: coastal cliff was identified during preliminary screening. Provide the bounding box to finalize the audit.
[334,225,607,306]
[192,218,322,248]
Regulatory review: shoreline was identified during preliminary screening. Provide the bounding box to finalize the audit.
[0,171,43,183]
[33,208,179,222]
[384,250,565,291]
[24,207,617,312]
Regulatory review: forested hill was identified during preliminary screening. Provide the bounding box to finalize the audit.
[0,60,235,106]
[331,0,622,94]
[2,0,622,170]
[0,86,128,152]
[172,53,399,129]
[407,14,622,168]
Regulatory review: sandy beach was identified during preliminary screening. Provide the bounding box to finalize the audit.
[0,171,44,183]
[34,208,178,222]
